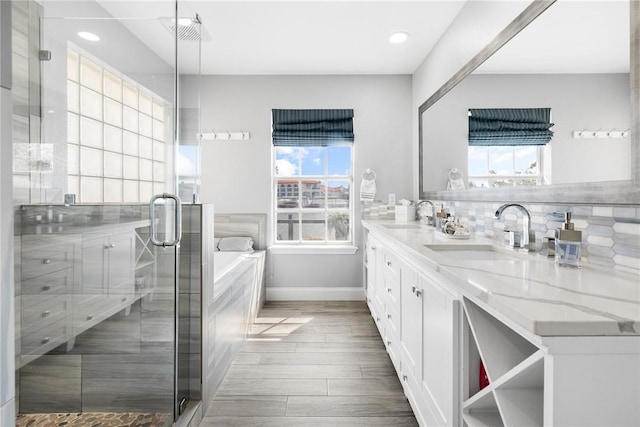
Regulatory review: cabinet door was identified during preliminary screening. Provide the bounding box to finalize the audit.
[107,231,135,293]
[421,273,459,427]
[365,235,378,307]
[400,265,422,380]
[81,235,108,296]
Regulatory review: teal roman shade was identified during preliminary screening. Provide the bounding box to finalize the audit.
[272,109,354,146]
[468,108,554,146]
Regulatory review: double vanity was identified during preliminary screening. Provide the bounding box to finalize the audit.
[362,219,640,427]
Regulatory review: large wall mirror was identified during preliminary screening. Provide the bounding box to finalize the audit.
[419,0,640,204]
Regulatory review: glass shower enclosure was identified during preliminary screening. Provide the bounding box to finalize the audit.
[13,1,202,425]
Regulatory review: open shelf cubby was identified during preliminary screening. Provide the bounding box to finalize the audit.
[462,298,544,427]
[463,391,504,427]
[463,299,539,381]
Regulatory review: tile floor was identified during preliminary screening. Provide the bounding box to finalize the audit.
[200,301,418,427]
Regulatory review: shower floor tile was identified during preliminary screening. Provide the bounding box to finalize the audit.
[16,411,170,427]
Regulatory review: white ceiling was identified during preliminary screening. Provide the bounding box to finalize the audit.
[475,0,629,74]
[95,0,629,76]
[97,0,468,75]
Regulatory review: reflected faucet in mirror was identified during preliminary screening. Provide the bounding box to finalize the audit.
[494,203,535,252]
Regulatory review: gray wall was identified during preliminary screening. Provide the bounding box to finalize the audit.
[423,73,631,190]
[189,75,413,292]
[412,0,531,198]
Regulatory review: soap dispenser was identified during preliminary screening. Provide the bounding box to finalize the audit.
[555,212,582,268]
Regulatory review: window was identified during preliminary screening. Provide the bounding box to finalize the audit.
[67,48,170,203]
[468,145,543,188]
[274,145,353,243]
[467,108,551,188]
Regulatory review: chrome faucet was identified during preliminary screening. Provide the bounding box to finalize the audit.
[416,200,435,225]
[494,203,536,252]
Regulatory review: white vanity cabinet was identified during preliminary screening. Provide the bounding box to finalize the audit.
[398,254,461,427]
[364,228,461,427]
[363,220,640,427]
[364,233,382,328]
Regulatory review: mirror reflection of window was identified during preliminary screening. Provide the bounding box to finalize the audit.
[467,108,552,188]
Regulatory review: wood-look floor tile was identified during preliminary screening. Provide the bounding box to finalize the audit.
[325,333,387,343]
[216,378,327,396]
[205,396,287,417]
[200,416,419,427]
[276,333,326,343]
[258,352,361,365]
[296,341,384,353]
[360,364,397,378]
[239,341,296,353]
[328,378,404,395]
[227,364,362,379]
[356,351,395,366]
[201,301,418,427]
[289,324,353,335]
[286,396,414,417]
[230,353,261,365]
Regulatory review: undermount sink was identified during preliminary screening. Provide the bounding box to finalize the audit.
[384,223,425,229]
[424,244,527,261]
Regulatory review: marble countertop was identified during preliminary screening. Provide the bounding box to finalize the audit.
[363,219,640,338]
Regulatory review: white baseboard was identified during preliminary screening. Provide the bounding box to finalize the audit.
[266,286,365,301]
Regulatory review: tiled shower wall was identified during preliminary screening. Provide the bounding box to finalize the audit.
[439,201,640,274]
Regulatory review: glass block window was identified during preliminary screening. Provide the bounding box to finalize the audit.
[67,49,170,203]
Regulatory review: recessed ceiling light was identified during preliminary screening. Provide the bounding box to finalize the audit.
[78,31,100,42]
[389,31,410,44]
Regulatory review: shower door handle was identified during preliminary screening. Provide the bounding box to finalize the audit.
[149,193,182,247]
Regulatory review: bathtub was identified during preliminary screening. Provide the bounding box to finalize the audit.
[213,250,265,303]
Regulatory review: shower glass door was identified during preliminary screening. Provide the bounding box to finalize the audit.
[13,1,195,425]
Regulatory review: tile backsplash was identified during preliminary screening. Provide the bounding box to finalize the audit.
[433,201,640,274]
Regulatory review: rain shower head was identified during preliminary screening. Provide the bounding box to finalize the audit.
[160,15,211,42]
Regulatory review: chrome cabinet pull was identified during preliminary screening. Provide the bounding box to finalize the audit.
[371,245,376,250]
[411,285,416,294]
[87,315,93,320]
[42,310,51,317]
[387,340,392,347]
[42,285,51,291]
[43,258,51,264]
[386,287,391,293]
[387,313,392,320]
[386,261,392,267]
[416,289,422,298]
[403,375,408,382]
[41,337,50,344]
[105,243,116,249]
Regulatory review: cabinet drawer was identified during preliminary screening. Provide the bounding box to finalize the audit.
[21,295,69,337]
[383,275,400,309]
[382,251,400,282]
[385,328,401,373]
[22,243,75,280]
[385,299,401,336]
[73,296,109,333]
[22,319,68,355]
[21,267,73,295]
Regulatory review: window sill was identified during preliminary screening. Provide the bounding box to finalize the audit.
[269,245,359,255]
